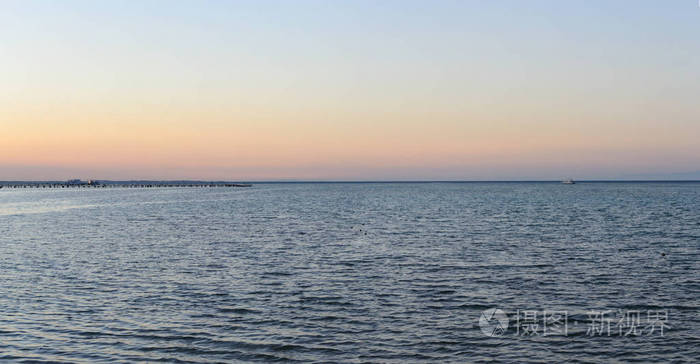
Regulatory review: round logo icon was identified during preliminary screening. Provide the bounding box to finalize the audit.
[479,308,509,337]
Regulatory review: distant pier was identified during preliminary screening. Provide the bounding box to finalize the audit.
[0,181,252,189]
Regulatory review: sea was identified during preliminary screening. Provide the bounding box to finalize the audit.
[0,182,698,363]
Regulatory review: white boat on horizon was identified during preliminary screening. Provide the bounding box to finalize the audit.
[561,178,576,184]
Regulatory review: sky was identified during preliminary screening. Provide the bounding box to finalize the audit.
[1,0,699,181]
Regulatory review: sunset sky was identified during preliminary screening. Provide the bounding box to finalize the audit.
[1,0,699,180]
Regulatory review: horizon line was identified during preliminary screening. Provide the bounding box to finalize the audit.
[1,179,700,184]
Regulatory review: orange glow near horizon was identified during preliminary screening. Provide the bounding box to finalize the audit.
[1,1,699,180]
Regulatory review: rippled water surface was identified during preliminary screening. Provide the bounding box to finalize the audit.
[1,182,698,363]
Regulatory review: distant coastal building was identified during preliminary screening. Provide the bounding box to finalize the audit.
[65,179,100,186]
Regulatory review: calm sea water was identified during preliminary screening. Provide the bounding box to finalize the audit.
[0,182,698,363]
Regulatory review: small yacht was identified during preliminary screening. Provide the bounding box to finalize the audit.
[561,178,575,184]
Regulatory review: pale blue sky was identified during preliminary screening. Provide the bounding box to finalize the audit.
[1,1,699,180]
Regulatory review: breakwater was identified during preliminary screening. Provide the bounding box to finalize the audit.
[0,182,252,189]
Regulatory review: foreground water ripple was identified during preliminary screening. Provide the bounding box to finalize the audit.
[0,182,698,362]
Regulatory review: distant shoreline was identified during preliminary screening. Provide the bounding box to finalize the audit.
[1,180,699,186]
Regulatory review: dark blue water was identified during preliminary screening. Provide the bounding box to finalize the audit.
[1,182,698,362]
